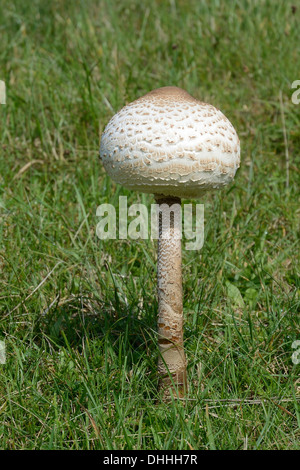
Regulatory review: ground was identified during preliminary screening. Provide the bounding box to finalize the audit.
[0,0,299,450]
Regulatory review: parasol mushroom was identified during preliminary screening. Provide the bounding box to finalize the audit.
[100,86,240,398]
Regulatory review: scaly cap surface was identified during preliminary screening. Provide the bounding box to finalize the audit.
[100,86,240,198]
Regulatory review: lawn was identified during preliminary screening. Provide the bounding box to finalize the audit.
[0,0,299,450]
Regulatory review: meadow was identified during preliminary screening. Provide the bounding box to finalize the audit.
[0,0,299,450]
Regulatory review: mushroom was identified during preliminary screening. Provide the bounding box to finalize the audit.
[100,86,240,398]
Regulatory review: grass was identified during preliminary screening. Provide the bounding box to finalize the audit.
[0,0,300,450]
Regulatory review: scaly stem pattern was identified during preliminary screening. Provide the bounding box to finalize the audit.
[155,195,187,398]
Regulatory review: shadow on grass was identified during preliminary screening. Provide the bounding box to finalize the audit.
[37,293,158,366]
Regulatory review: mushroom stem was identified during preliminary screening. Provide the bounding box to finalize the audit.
[155,195,187,399]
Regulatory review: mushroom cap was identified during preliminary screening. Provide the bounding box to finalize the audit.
[100,86,240,199]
